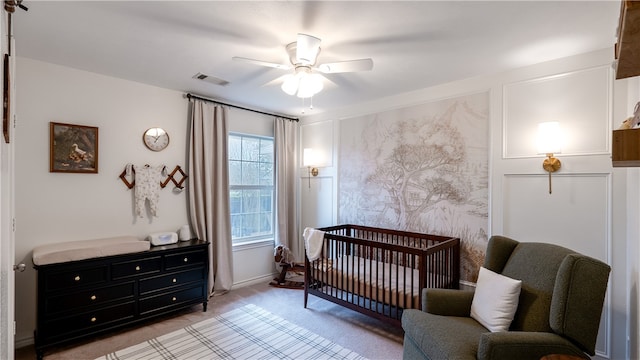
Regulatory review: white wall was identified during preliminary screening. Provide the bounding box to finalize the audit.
[13,58,278,347]
[13,57,190,346]
[301,47,635,359]
[0,7,15,359]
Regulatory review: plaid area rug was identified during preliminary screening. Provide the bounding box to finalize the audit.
[97,304,367,360]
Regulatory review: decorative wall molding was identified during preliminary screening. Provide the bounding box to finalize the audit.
[301,176,334,229]
[503,65,612,159]
[301,121,333,168]
[502,172,612,357]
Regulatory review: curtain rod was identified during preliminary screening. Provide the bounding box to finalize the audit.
[186,93,299,122]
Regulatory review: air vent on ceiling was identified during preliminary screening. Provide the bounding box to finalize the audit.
[192,72,230,86]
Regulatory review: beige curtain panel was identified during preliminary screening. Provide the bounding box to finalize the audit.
[274,117,301,261]
[188,99,233,296]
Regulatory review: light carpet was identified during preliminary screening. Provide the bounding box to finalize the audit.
[97,304,367,360]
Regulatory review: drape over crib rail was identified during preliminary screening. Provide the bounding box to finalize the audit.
[188,99,233,295]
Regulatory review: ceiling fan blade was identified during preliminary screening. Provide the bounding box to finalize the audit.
[316,58,374,73]
[296,33,321,64]
[232,56,291,70]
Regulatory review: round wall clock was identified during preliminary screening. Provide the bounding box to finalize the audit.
[143,127,169,151]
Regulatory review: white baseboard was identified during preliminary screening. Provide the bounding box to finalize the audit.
[15,335,33,349]
[232,273,278,289]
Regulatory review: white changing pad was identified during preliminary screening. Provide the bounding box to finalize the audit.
[32,236,150,265]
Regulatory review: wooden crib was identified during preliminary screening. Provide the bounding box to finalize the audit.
[304,224,460,326]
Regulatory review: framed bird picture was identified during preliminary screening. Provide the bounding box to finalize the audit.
[49,122,99,173]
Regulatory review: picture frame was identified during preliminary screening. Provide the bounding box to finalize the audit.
[49,122,99,173]
[3,54,10,144]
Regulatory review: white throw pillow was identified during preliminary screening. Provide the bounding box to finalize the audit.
[470,266,522,332]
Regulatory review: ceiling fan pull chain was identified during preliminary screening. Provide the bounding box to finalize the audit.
[310,96,314,110]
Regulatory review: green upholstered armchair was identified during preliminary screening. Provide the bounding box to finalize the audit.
[401,235,610,360]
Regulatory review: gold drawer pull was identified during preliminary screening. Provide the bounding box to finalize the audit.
[90,295,97,301]
[183,257,188,263]
[172,278,177,283]
[74,276,81,281]
[172,296,177,301]
[135,266,141,271]
[90,317,97,323]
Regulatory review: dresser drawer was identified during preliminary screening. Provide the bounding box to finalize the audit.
[45,301,135,340]
[139,268,205,295]
[112,256,161,279]
[139,285,205,315]
[46,282,134,314]
[165,249,206,270]
[45,266,108,292]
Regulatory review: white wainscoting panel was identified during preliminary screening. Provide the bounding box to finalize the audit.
[502,173,611,357]
[503,66,611,158]
[301,121,334,167]
[301,176,334,229]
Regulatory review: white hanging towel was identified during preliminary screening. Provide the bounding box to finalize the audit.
[303,227,325,261]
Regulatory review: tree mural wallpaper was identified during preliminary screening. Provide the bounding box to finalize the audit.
[339,91,489,281]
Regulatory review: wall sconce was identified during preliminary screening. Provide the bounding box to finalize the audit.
[303,148,319,188]
[537,122,562,194]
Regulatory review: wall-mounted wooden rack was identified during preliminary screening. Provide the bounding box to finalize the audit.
[119,165,188,189]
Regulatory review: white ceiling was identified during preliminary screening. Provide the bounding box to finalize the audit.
[12,1,620,117]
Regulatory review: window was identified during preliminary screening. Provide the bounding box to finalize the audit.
[228,133,274,244]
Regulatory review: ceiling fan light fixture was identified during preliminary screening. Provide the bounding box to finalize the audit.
[281,74,298,95]
[297,73,323,98]
[281,67,323,98]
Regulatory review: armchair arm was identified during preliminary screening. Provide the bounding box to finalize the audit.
[422,288,475,316]
[477,331,589,360]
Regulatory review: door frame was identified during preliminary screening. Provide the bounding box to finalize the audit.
[1,7,15,359]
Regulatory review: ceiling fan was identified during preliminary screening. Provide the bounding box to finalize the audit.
[233,33,374,99]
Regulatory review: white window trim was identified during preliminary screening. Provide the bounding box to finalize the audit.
[232,238,275,251]
[228,132,275,245]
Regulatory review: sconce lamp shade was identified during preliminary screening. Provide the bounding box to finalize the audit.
[303,148,319,187]
[537,121,562,154]
[303,148,315,167]
[537,121,563,194]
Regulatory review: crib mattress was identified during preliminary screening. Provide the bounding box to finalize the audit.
[312,255,421,309]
